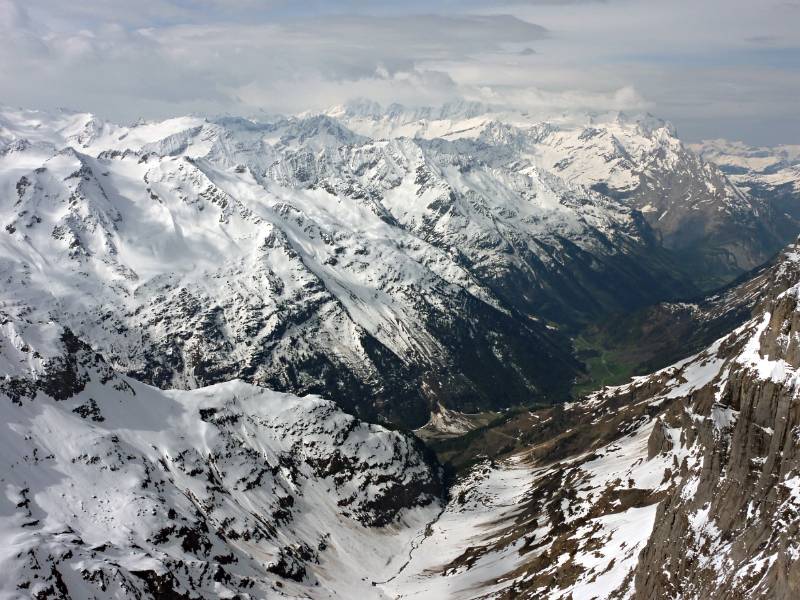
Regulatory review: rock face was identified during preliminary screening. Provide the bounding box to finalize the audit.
[633,281,800,598]
[0,319,444,599]
[1,103,794,426]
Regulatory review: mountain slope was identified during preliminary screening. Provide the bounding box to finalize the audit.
[0,102,791,427]
[0,318,443,599]
[332,102,790,289]
[381,240,800,598]
[6,239,799,599]
[0,106,587,426]
[694,139,800,243]
[582,239,800,381]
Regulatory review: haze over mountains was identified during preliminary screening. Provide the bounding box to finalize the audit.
[1,101,800,599]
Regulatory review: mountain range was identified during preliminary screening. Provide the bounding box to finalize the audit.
[1,102,799,599]
[2,102,797,427]
[3,238,799,598]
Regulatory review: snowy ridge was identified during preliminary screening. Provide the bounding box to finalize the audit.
[693,139,800,260]
[694,139,800,194]
[10,101,766,425]
[329,101,787,287]
[2,100,785,428]
[1,104,596,424]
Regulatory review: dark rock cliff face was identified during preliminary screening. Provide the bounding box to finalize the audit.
[124,280,581,427]
[634,285,800,599]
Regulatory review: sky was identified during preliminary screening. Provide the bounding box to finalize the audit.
[0,0,798,145]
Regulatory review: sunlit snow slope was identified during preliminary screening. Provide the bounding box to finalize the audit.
[0,318,443,598]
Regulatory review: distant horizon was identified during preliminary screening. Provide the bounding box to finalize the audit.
[1,0,798,146]
[2,98,795,149]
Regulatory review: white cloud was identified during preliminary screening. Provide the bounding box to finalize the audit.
[0,0,797,143]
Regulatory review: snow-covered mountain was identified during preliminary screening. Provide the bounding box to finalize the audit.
[694,139,800,245]
[0,317,443,598]
[3,243,799,599]
[3,102,794,426]
[330,101,789,287]
[0,105,589,426]
[694,139,800,196]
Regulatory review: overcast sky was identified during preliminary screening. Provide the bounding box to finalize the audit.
[1,0,798,144]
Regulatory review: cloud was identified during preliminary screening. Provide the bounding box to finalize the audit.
[0,0,797,143]
[745,35,781,45]
[0,3,552,119]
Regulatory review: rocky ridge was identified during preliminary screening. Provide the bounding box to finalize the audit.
[375,242,800,599]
